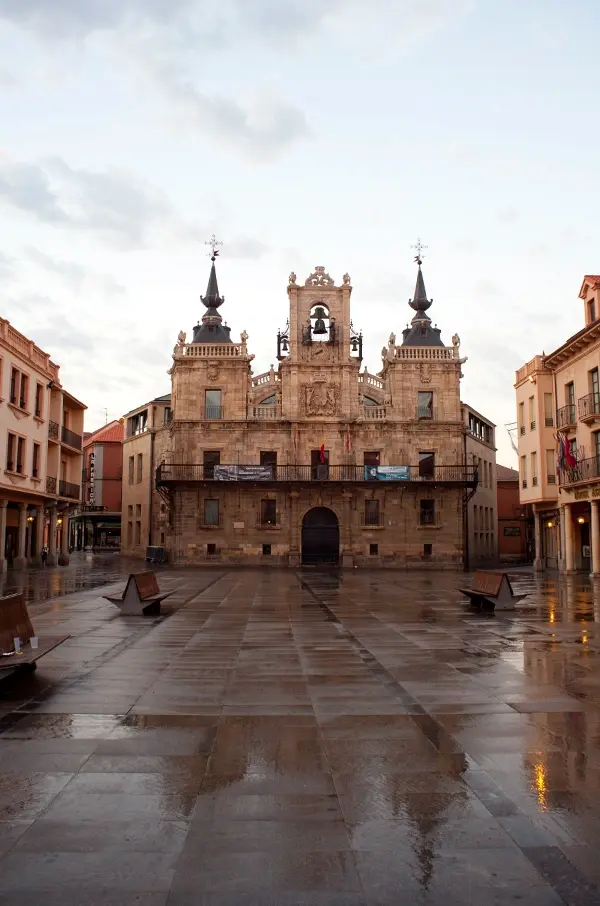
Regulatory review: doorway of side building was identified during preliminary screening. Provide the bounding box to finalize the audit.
[301,507,339,565]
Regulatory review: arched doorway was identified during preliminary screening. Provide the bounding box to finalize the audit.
[301,507,339,566]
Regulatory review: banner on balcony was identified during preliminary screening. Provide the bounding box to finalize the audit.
[214,465,273,481]
[364,465,410,481]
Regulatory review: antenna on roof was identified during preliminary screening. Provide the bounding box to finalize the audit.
[103,407,108,425]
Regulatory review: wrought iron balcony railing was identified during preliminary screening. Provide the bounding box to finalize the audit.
[360,512,385,526]
[559,455,600,487]
[556,404,576,429]
[157,463,478,486]
[578,392,600,422]
[61,426,83,450]
[204,406,223,420]
[48,420,59,441]
[59,479,80,500]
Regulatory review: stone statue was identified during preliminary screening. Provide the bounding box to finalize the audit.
[289,272,297,284]
[342,273,351,285]
[241,329,248,344]
[388,332,396,346]
[177,330,186,345]
[452,333,460,347]
[381,346,387,360]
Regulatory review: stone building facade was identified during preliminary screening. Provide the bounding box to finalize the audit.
[138,253,477,568]
[515,274,600,573]
[461,403,498,568]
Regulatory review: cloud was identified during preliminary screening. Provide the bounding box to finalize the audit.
[25,246,126,295]
[0,155,180,246]
[0,250,14,281]
[0,68,17,87]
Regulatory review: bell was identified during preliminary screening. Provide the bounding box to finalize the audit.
[351,337,359,352]
[313,318,327,335]
[281,337,289,352]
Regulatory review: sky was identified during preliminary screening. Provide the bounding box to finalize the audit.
[0,0,599,466]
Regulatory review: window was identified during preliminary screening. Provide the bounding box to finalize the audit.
[32,442,40,478]
[205,389,222,419]
[363,451,380,467]
[418,451,435,479]
[519,401,525,435]
[127,522,132,546]
[35,383,43,418]
[19,373,29,410]
[260,451,277,477]
[204,499,220,526]
[417,391,433,419]
[164,407,172,425]
[595,432,600,460]
[135,504,141,518]
[16,437,24,473]
[160,532,165,545]
[546,449,556,484]
[128,455,135,484]
[528,395,535,429]
[10,368,18,405]
[565,382,575,423]
[369,543,378,556]
[135,521,141,545]
[364,499,380,526]
[137,453,143,483]
[473,506,479,530]
[521,455,527,488]
[6,432,15,471]
[423,543,432,557]
[260,499,277,525]
[592,368,599,413]
[484,424,492,444]
[531,452,538,486]
[311,448,329,479]
[420,499,435,525]
[544,393,553,427]
[203,450,220,479]
[206,543,217,556]
[262,543,272,556]
[588,298,597,324]
[128,505,133,518]
[128,411,148,436]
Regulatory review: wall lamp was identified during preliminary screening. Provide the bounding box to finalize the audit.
[578,516,586,524]
[57,517,63,526]
[528,374,536,384]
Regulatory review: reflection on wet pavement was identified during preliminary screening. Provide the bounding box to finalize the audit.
[1,567,600,903]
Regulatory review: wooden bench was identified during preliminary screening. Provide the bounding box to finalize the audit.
[103,572,172,616]
[459,570,527,611]
[0,592,70,674]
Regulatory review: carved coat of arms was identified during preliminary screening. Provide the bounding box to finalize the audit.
[419,363,432,384]
[304,383,339,416]
[207,362,220,382]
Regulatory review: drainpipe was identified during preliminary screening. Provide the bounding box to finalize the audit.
[148,413,155,548]
[463,428,470,572]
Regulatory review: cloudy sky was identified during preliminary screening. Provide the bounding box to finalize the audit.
[0,0,599,464]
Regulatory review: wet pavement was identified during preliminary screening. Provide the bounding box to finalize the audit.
[1,566,600,904]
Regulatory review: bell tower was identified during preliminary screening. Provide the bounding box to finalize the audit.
[278,267,362,421]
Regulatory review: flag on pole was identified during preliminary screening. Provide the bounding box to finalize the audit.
[319,443,326,464]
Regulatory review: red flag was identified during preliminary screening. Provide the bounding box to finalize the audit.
[319,443,326,464]
[565,436,577,469]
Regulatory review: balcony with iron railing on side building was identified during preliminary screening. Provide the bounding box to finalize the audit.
[578,392,600,424]
[156,463,478,487]
[556,404,576,430]
[59,480,81,500]
[48,420,59,442]
[61,425,83,450]
[559,455,600,488]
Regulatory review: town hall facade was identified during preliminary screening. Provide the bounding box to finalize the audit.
[124,250,477,568]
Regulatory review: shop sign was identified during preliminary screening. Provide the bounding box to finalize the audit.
[89,452,96,504]
[503,526,521,536]
[364,465,410,481]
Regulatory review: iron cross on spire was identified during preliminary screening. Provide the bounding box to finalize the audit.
[205,234,223,262]
[411,238,428,266]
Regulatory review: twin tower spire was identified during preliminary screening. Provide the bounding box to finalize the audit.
[191,239,444,348]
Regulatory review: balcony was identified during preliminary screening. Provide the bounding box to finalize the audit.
[48,420,59,442]
[157,463,478,487]
[59,480,80,500]
[363,406,387,420]
[360,512,385,527]
[61,426,83,450]
[46,476,57,494]
[252,406,282,420]
[416,406,437,420]
[556,404,576,430]
[559,455,600,487]
[578,392,600,424]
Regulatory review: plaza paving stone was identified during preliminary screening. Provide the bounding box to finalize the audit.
[0,564,600,903]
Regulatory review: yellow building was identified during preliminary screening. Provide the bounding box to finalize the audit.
[123,252,483,568]
[0,318,85,571]
[515,274,600,573]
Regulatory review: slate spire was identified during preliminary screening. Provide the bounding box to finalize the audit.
[192,237,232,344]
[401,248,444,348]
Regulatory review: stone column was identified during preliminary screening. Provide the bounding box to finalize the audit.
[341,491,354,568]
[288,491,300,567]
[58,509,70,566]
[0,500,7,576]
[564,504,575,573]
[534,509,543,572]
[47,505,58,567]
[13,503,28,570]
[590,500,600,578]
[34,508,45,566]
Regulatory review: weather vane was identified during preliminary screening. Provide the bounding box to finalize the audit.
[205,234,223,261]
[411,238,427,266]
